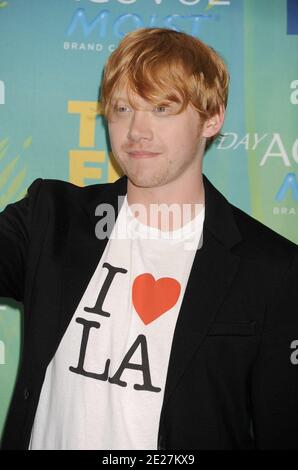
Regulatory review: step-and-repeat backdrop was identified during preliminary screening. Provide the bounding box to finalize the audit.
[0,0,297,438]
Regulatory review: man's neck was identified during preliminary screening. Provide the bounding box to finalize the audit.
[126,174,205,231]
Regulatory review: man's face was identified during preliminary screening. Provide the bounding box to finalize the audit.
[107,88,207,189]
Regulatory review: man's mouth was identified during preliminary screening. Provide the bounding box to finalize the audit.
[127,151,161,159]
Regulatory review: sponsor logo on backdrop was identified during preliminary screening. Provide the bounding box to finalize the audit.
[275,173,298,201]
[65,0,231,53]
[67,100,121,186]
[273,173,298,215]
[290,80,298,104]
[0,80,4,105]
[217,132,298,166]
[287,0,298,35]
[64,9,213,53]
[217,133,298,216]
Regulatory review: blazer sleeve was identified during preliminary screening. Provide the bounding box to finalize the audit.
[0,178,43,301]
[250,249,298,449]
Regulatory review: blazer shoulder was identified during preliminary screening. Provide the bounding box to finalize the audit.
[28,177,118,209]
[35,178,113,198]
[230,202,297,269]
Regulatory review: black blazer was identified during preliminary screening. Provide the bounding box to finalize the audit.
[0,174,297,450]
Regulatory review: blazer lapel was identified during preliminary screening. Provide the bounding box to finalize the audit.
[58,177,127,346]
[161,175,242,408]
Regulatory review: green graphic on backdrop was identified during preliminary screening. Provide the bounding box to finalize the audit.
[0,137,30,209]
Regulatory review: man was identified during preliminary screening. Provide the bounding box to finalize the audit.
[1,28,298,450]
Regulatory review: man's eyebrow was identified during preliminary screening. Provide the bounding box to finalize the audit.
[111,96,128,102]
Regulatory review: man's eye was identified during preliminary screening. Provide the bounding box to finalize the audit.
[114,105,130,113]
[153,106,167,113]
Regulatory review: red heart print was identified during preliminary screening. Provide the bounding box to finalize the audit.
[132,273,181,325]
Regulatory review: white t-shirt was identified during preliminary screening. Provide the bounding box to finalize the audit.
[29,196,205,449]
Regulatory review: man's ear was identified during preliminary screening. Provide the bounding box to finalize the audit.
[202,106,225,138]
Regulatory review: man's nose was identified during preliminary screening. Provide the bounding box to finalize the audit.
[127,111,153,142]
